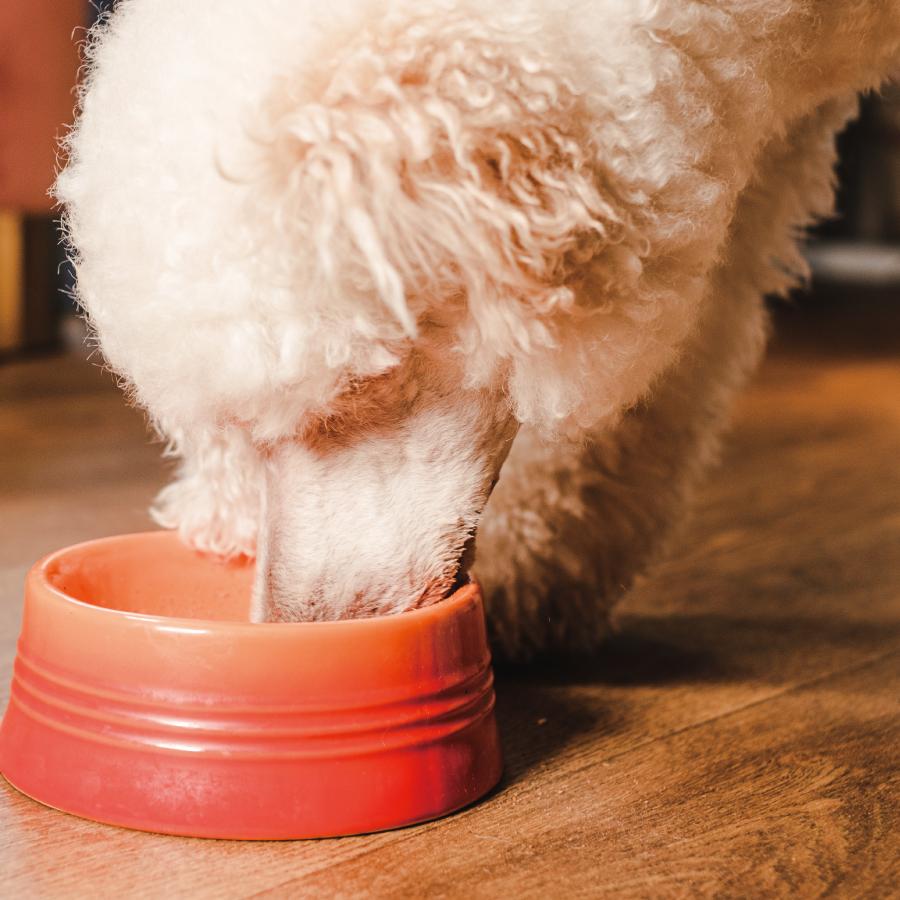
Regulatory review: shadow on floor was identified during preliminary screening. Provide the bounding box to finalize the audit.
[490,610,900,787]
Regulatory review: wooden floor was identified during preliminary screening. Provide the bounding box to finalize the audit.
[1,298,898,898]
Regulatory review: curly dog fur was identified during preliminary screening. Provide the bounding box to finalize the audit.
[57,0,900,656]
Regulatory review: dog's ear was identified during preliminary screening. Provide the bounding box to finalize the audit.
[246,10,670,433]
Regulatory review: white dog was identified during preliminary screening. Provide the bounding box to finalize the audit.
[57,0,900,657]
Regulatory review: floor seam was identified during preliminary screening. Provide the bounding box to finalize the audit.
[564,644,900,780]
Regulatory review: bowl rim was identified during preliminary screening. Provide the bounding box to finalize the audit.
[33,530,480,635]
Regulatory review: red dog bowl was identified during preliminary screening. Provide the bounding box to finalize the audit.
[0,532,501,839]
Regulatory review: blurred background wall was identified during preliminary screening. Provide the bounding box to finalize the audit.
[0,1,83,355]
[0,2,898,362]
[808,83,900,289]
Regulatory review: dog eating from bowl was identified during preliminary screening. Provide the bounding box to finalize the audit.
[57,0,900,658]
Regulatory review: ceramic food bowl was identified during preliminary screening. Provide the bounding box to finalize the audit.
[0,531,501,839]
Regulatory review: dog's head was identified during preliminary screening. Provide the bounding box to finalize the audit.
[58,1,688,618]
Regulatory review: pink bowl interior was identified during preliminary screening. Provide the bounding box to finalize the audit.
[45,532,255,620]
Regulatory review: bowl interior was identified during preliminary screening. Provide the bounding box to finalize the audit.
[44,532,255,621]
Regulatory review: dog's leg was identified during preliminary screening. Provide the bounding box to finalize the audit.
[476,97,858,660]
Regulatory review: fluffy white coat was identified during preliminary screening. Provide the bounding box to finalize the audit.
[57,0,900,655]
